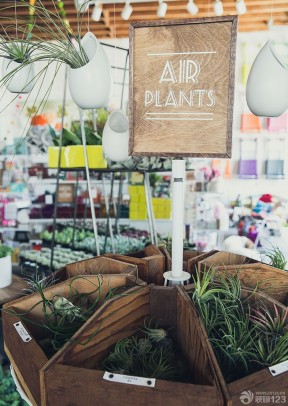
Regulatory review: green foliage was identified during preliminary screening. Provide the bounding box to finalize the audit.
[101,322,187,381]
[189,270,288,382]
[5,275,122,358]
[0,245,12,259]
[264,245,287,271]
[0,365,27,406]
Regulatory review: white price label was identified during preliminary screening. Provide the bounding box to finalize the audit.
[13,322,32,343]
[269,360,288,376]
[103,372,156,387]
[45,195,53,204]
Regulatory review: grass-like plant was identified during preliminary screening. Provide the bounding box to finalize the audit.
[101,320,188,382]
[188,269,288,382]
[264,245,287,271]
[5,275,127,357]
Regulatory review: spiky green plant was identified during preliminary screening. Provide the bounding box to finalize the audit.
[250,304,288,336]
[4,275,123,357]
[264,245,287,271]
[101,321,188,382]
[188,269,288,382]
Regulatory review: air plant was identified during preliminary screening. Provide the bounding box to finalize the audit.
[264,245,287,271]
[101,320,188,382]
[188,269,288,382]
[4,275,122,357]
[250,304,288,336]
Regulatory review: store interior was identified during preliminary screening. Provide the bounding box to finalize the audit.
[0,0,287,405]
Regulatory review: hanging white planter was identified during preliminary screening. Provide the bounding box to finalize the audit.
[246,41,288,117]
[0,255,12,288]
[68,32,112,109]
[102,109,131,162]
[2,58,35,94]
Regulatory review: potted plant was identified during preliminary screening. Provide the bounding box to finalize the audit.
[0,244,12,288]
[0,0,112,110]
[186,269,288,403]
[48,122,107,169]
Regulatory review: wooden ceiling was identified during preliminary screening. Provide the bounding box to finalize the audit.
[0,0,287,40]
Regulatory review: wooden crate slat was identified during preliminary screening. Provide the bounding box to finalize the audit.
[104,244,165,285]
[40,286,224,405]
[41,364,220,406]
[3,274,143,406]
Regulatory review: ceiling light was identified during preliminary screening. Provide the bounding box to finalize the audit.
[121,2,133,20]
[157,0,168,18]
[92,2,102,21]
[235,0,247,15]
[213,0,223,16]
[186,0,199,16]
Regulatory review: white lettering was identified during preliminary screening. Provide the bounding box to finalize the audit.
[207,90,216,107]
[165,90,178,107]
[145,90,155,106]
[185,60,200,83]
[179,90,193,107]
[159,60,177,84]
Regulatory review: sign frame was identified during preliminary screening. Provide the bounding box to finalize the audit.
[129,16,238,158]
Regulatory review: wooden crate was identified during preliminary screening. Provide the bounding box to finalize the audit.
[185,285,288,405]
[103,244,165,285]
[198,251,288,305]
[40,286,224,406]
[2,274,143,406]
[52,255,138,284]
[159,247,218,278]
[198,251,258,273]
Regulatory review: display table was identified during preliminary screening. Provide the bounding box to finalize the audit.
[0,275,27,306]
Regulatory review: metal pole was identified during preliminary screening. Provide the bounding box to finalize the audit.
[102,176,115,253]
[71,171,79,249]
[104,172,115,253]
[144,172,155,245]
[50,66,68,272]
[79,108,100,256]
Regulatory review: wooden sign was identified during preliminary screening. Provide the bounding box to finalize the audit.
[57,184,75,203]
[129,16,238,158]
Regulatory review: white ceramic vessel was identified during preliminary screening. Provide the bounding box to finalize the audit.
[0,254,12,288]
[246,41,288,117]
[102,109,131,162]
[68,32,112,109]
[2,58,35,94]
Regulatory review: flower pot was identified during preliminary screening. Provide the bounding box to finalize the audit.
[246,41,288,117]
[0,255,12,288]
[68,32,112,109]
[2,59,35,94]
[102,109,130,162]
[48,145,107,169]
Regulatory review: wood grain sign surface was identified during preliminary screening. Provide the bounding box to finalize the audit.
[129,16,238,157]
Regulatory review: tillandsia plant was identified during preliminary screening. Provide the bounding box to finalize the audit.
[0,0,94,125]
[264,245,287,271]
[189,269,288,382]
[101,319,188,382]
[5,274,127,358]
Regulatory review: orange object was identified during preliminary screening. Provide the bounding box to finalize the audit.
[31,114,48,126]
[241,113,262,132]
[224,159,231,178]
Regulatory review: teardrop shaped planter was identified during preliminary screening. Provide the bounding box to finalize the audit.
[102,109,131,162]
[246,41,288,117]
[0,255,12,288]
[68,32,112,109]
[2,58,35,94]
